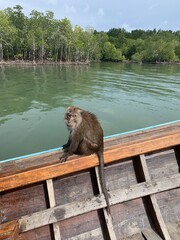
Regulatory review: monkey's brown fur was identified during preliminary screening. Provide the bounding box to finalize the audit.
[60,106,111,214]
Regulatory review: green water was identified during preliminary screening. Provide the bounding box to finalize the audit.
[0,63,180,161]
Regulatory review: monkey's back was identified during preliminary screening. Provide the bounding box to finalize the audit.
[75,111,104,155]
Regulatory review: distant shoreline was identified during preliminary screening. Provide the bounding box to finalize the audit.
[0,60,179,66]
[0,60,90,66]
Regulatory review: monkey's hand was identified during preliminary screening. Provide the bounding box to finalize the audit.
[59,152,68,163]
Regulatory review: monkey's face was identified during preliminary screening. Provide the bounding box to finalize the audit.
[64,106,82,130]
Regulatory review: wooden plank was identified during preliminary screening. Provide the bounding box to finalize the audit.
[105,132,180,161]
[19,225,52,240]
[149,196,171,240]
[59,211,104,240]
[142,229,162,240]
[139,155,171,240]
[46,179,61,240]
[155,188,180,224]
[18,173,180,233]
[64,227,103,240]
[19,194,106,233]
[167,222,180,240]
[104,120,180,152]
[1,132,180,193]
[0,221,19,240]
[1,182,48,224]
[110,173,180,206]
[94,167,117,240]
[121,232,144,240]
[146,148,179,180]
[46,179,56,207]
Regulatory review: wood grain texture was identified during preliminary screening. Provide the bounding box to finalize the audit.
[0,221,19,240]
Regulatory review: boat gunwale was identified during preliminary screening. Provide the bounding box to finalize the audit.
[0,121,180,193]
[1,120,180,164]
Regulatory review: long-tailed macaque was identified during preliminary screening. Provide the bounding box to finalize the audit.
[60,106,111,214]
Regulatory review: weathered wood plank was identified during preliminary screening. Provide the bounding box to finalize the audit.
[64,227,103,240]
[111,173,180,206]
[139,155,171,240]
[112,197,150,239]
[19,225,52,240]
[95,167,117,240]
[120,232,144,240]
[155,188,180,227]
[142,229,162,240]
[18,173,180,233]
[19,194,106,233]
[46,179,61,240]
[167,222,180,240]
[53,170,95,205]
[46,179,56,207]
[106,132,180,163]
[146,149,179,180]
[59,211,105,240]
[0,183,47,225]
[1,132,180,193]
[149,195,171,240]
[0,221,19,240]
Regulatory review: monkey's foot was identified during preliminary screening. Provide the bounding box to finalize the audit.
[59,155,68,163]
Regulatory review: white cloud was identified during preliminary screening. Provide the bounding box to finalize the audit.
[121,24,134,32]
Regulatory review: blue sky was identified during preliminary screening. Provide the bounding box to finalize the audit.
[0,0,180,31]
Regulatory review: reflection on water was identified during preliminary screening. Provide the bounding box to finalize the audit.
[0,63,180,160]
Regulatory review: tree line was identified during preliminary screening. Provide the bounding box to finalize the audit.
[0,5,180,63]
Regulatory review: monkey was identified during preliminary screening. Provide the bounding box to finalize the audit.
[60,106,111,215]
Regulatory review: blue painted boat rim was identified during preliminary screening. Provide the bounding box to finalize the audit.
[1,120,180,164]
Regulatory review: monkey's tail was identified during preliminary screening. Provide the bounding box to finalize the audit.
[97,151,111,215]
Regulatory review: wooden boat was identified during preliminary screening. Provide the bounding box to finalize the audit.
[0,121,180,240]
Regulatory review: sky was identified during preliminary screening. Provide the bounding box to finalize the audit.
[0,0,180,32]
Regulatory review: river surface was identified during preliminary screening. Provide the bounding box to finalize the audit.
[0,63,180,161]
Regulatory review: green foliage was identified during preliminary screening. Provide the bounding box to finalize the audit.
[102,42,123,61]
[175,44,180,60]
[0,5,180,63]
[0,10,17,60]
[131,52,143,63]
[141,38,177,62]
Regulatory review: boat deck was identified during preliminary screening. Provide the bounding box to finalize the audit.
[0,121,180,240]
